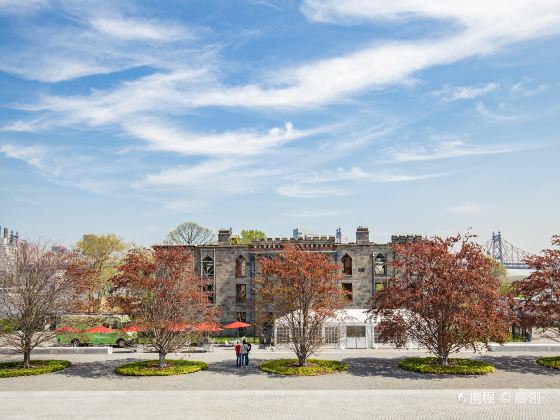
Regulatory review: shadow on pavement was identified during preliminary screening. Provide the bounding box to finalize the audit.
[342,357,428,380]
[55,358,139,379]
[478,354,559,376]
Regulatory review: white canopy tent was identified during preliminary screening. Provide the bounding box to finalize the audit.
[274,309,381,349]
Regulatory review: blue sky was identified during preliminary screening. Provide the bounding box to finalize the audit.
[0,0,559,253]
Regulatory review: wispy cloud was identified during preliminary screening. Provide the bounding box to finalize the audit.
[511,77,549,97]
[0,0,48,15]
[476,102,521,121]
[278,166,447,198]
[446,202,483,215]
[433,83,500,102]
[0,8,199,82]
[0,143,45,167]
[0,142,129,193]
[386,138,531,162]
[125,121,313,157]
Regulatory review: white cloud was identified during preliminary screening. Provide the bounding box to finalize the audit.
[433,83,500,102]
[0,142,128,193]
[387,138,530,162]
[0,0,48,15]
[88,16,189,41]
[16,0,559,114]
[511,78,549,97]
[0,10,198,82]
[125,121,311,157]
[0,143,46,167]
[277,184,346,199]
[278,166,447,198]
[144,159,242,186]
[476,102,520,121]
[446,202,483,215]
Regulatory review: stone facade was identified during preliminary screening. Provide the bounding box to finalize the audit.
[160,227,421,336]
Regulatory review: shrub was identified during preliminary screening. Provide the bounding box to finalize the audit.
[0,360,71,378]
[115,359,208,376]
[399,357,495,375]
[259,359,348,376]
[536,356,560,369]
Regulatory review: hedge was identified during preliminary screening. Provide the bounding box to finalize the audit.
[0,360,71,378]
[536,356,560,369]
[115,359,208,376]
[399,357,495,375]
[259,359,348,376]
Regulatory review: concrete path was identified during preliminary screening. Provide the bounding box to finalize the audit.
[0,389,558,419]
[1,348,559,391]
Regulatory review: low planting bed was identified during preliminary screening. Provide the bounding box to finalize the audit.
[536,356,560,369]
[0,360,71,378]
[115,359,208,376]
[259,359,348,376]
[399,357,495,375]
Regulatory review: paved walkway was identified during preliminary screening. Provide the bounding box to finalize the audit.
[0,348,558,391]
[0,389,558,419]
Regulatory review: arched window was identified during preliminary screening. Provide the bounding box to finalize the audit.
[374,254,386,277]
[341,254,352,275]
[202,255,214,277]
[235,255,246,278]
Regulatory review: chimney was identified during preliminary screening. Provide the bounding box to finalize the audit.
[218,228,232,245]
[356,226,370,244]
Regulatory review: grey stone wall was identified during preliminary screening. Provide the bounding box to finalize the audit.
[160,228,421,336]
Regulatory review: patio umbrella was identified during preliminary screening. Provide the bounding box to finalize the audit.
[194,322,223,333]
[84,325,114,333]
[55,326,81,333]
[223,321,251,329]
[223,321,251,338]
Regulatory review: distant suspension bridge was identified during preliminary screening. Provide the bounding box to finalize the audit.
[483,231,533,269]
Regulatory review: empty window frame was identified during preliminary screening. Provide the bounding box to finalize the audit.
[202,255,214,277]
[204,282,214,304]
[236,284,247,304]
[235,255,247,278]
[341,254,352,275]
[342,282,353,301]
[374,254,386,277]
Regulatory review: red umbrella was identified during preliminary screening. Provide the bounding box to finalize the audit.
[55,326,81,333]
[122,325,144,333]
[195,322,223,332]
[85,325,114,333]
[223,321,251,329]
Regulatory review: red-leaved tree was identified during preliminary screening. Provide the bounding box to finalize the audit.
[513,235,560,341]
[370,235,511,365]
[257,245,346,366]
[113,246,218,368]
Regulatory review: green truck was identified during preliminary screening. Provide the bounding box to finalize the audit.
[56,314,137,348]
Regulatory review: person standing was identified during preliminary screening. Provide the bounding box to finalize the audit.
[240,337,252,368]
[235,341,241,367]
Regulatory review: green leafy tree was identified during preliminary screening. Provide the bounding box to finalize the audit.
[74,234,127,313]
[231,229,267,245]
[490,258,511,294]
[164,222,215,245]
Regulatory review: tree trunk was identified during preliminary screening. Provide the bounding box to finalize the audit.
[23,349,31,369]
[297,354,306,367]
[437,354,449,366]
[158,352,167,368]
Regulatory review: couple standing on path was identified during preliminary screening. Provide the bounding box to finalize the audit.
[235,338,252,368]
